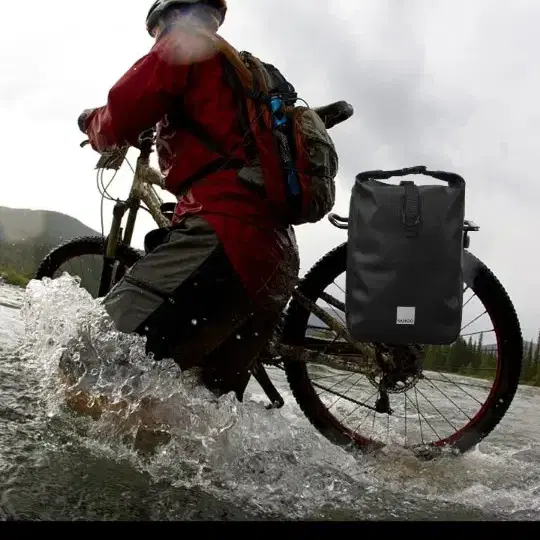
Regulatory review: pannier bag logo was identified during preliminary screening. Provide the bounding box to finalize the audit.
[396,306,416,325]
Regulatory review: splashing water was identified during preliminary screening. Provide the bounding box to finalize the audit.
[17,274,372,516]
[11,274,540,520]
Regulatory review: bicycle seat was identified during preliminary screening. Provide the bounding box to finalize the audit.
[314,101,354,129]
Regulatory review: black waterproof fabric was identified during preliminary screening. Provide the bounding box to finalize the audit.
[345,167,466,345]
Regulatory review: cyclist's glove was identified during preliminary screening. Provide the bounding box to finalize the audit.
[77,108,97,134]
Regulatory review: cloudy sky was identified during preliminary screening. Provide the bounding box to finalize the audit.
[2,0,539,339]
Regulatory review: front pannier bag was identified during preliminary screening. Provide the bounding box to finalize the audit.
[345,166,466,345]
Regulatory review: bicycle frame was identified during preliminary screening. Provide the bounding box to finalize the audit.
[95,139,167,244]
[87,136,170,297]
[81,135,485,416]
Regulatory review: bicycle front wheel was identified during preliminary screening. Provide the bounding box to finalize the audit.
[35,236,142,298]
[282,244,523,456]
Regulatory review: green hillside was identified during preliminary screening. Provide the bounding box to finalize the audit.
[0,206,99,244]
[0,206,100,288]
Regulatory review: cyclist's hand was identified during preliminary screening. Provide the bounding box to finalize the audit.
[77,108,97,134]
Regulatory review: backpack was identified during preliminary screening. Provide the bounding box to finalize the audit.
[205,38,339,226]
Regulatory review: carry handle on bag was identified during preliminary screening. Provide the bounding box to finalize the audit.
[345,166,466,346]
[354,165,465,186]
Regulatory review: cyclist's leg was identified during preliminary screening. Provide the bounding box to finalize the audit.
[102,214,299,399]
[102,215,259,367]
[199,305,282,401]
[197,249,299,401]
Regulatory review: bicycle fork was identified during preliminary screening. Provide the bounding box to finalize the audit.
[98,199,135,297]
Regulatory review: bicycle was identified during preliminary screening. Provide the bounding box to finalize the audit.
[35,100,524,459]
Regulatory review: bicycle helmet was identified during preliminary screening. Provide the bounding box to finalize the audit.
[146,0,227,36]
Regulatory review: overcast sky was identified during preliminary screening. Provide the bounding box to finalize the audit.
[1,0,539,340]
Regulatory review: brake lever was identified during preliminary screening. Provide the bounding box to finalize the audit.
[80,140,90,148]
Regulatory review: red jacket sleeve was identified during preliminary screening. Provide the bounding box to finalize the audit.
[84,38,191,152]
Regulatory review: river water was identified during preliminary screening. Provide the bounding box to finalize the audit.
[0,279,539,521]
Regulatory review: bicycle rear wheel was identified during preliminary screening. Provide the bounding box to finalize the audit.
[35,236,142,298]
[282,243,523,456]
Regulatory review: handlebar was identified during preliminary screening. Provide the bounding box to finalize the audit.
[79,100,354,151]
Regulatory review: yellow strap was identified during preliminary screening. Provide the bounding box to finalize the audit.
[213,36,271,95]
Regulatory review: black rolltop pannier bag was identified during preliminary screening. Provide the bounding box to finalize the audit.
[345,166,466,345]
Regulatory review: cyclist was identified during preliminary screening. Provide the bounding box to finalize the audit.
[77,0,300,402]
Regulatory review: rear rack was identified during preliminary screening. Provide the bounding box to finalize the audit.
[328,213,480,233]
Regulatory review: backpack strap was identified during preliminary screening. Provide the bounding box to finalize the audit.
[220,57,258,162]
[214,39,272,134]
[172,109,229,158]
[178,156,245,196]
[242,52,272,95]
[173,108,245,193]
[169,39,291,207]
[167,108,244,196]
[165,63,246,195]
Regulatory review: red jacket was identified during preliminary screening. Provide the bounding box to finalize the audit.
[84,28,299,307]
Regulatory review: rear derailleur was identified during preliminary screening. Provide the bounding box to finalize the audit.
[372,344,425,415]
[375,390,393,415]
